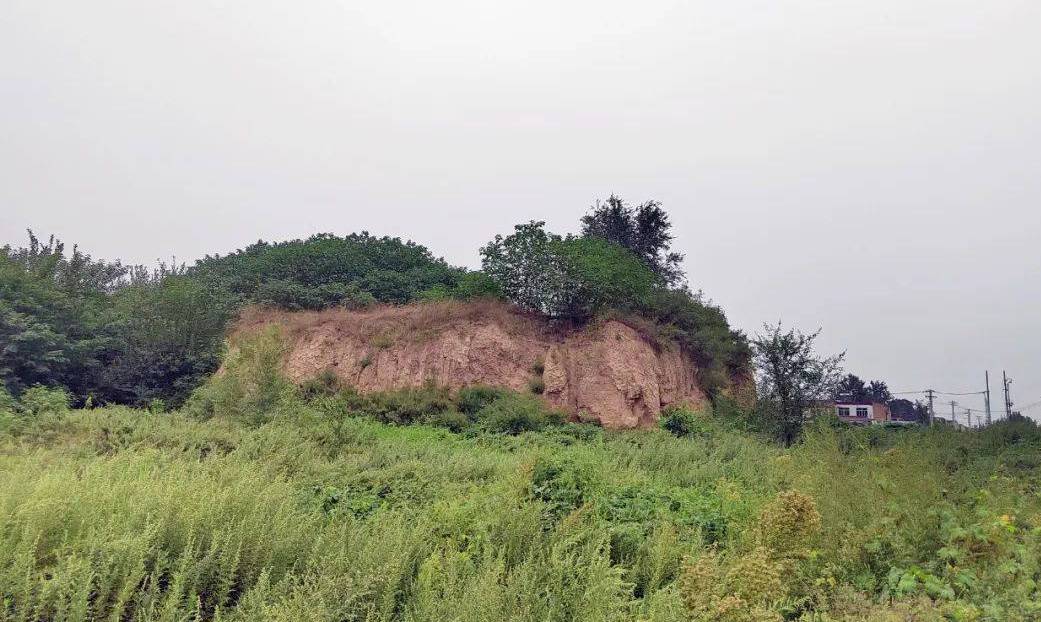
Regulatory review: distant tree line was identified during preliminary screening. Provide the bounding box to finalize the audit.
[1,195,752,407]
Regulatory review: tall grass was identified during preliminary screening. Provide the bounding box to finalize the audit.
[1,355,1040,620]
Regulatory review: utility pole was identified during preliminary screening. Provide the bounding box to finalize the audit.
[985,371,992,426]
[926,388,936,426]
[950,400,957,426]
[966,409,972,428]
[1003,371,1013,419]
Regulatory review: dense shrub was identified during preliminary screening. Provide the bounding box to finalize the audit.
[419,271,503,302]
[311,382,569,437]
[659,405,704,437]
[0,386,21,435]
[252,280,377,311]
[360,385,456,426]
[0,385,70,437]
[480,221,658,321]
[104,272,232,407]
[192,232,464,307]
[477,393,564,434]
[527,376,546,395]
[426,409,471,433]
[455,384,507,415]
[186,326,295,425]
[1,231,472,407]
[529,454,601,524]
[637,288,752,387]
[299,368,343,399]
[450,270,503,300]
[17,384,71,418]
[0,385,17,412]
[553,236,657,321]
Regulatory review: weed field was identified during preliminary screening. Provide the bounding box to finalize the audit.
[2,381,1040,622]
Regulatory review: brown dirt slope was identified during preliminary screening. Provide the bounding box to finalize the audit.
[235,300,737,429]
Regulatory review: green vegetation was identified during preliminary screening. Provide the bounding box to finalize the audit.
[1,345,1039,621]
[479,221,658,321]
[190,233,464,308]
[10,201,1033,619]
[479,216,750,394]
[752,322,846,446]
[580,194,685,286]
[0,232,129,399]
[0,232,470,408]
[3,196,751,411]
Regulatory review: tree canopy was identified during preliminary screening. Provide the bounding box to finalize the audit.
[479,221,657,321]
[833,373,893,403]
[192,232,464,308]
[580,195,685,286]
[0,232,126,398]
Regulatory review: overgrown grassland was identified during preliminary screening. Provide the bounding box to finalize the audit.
[1,395,1040,621]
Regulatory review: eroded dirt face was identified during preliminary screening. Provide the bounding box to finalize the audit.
[235,301,724,429]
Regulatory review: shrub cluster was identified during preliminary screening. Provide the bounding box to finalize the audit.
[659,405,706,438]
[679,490,823,621]
[186,326,295,426]
[305,381,568,436]
[0,383,70,436]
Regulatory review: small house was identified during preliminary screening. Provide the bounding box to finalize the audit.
[834,401,891,425]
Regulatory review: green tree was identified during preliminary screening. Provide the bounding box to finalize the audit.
[554,237,656,320]
[480,221,569,316]
[0,231,126,400]
[834,373,868,402]
[867,380,892,402]
[581,195,685,286]
[753,322,845,445]
[103,268,234,406]
[834,374,893,403]
[3,229,472,406]
[480,222,657,321]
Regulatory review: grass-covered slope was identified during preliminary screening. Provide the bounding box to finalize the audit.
[1,383,1040,621]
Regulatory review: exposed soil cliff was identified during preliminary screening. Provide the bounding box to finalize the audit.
[235,300,746,429]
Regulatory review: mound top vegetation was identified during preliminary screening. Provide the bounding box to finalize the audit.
[2,196,749,410]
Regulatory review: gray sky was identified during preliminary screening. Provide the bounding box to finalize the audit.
[3,0,1039,421]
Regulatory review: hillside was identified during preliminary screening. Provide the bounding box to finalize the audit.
[234,300,753,429]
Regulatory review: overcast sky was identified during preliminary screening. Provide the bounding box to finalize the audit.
[2,0,1039,421]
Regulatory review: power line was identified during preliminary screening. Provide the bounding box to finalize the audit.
[887,389,988,397]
